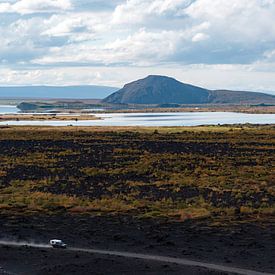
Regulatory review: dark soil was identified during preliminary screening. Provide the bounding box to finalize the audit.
[0,246,227,275]
[0,214,274,274]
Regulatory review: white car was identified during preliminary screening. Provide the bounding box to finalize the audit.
[50,239,67,249]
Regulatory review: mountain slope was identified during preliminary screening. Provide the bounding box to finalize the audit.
[0,85,118,99]
[103,75,275,105]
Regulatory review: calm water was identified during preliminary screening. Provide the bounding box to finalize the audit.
[0,110,274,126]
[0,105,19,114]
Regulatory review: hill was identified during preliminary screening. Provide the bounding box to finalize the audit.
[0,85,118,99]
[103,75,275,105]
[209,90,275,104]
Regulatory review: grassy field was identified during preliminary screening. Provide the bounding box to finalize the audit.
[0,125,274,224]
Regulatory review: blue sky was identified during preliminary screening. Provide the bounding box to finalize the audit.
[0,0,275,94]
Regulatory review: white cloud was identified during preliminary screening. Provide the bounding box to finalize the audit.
[0,0,72,14]
[32,24,212,66]
[0,3,11,13]
[192,32,209,42]
[185,0,275,41]
[41,12,109,42]
[263,49,275,61]
[112,0,193,24]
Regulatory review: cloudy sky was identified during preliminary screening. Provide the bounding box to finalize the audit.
[1,0,275,93]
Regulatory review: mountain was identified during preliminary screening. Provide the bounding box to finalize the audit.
[0,85,118,99]
[103,75,210,104]
[103,75,275,105]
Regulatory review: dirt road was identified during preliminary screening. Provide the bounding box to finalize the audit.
[0,241,273,275]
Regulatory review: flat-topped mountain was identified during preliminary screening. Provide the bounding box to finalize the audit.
[103,75,275,105]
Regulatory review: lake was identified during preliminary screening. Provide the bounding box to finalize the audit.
[0,109,274,126]
[0,105,20,114]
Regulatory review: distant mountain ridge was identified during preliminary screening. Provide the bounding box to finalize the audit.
[103,75,275,105]
[0,85,118,99]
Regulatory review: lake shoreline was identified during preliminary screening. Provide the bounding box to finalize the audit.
[2,103,275,115]
[0,114,100,121]
[0,111,274,127]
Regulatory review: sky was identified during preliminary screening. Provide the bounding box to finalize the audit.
[0,0,275,94]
